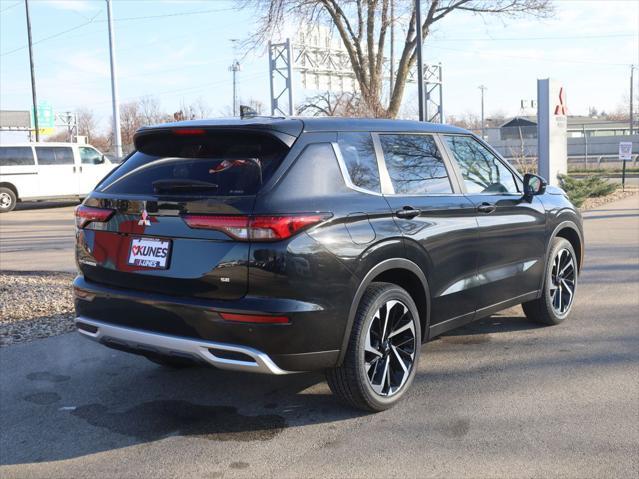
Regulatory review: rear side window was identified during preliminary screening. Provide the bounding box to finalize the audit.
[0,147,35,166]
[97,131,289,196]
[36,147,74,165]
[337,132,380,193]
[380,134,453,194]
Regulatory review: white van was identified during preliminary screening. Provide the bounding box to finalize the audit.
[0,143,116,212]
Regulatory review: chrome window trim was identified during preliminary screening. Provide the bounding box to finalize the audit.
[373,132,457,197]
[331,141,384,196]
[441,133,525,194]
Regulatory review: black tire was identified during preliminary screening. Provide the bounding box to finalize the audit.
[326,282,421,412]
[145,354,198,369]
[0,187,17,213]
[523,237,578,325]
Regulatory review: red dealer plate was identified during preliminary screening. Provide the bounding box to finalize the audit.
[127,237,172,269]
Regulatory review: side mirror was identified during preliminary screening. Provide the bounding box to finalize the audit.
[523,173,547,200]
[95,155,106,164]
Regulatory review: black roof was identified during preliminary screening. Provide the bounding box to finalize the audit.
[139,116,469,138]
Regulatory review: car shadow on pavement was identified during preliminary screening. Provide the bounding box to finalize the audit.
[1,351,366,465]
[438,312,544,338]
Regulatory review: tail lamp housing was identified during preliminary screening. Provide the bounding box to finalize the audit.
[182,213,331,241]
[75,205,115,229]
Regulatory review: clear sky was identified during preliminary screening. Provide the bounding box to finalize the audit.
[1,0,638,133]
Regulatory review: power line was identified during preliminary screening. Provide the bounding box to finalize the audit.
[430,32,636,42]
[1,10,103,56]
[0,1,21,14]
[426,44,631,67]
[0,5,235,57]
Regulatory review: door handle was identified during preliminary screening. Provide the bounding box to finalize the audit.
[73,166,76,173]
[79,166,83,173]
[395,207,421,219]
[477,202,496,214]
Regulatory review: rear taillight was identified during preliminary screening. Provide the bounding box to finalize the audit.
[182,214,330,241]
[75,205,115,229]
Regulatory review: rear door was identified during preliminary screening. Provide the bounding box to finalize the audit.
[76,128,292,300]
[35,146,79,197]
[375,132,479,328]
[441,134,546,311]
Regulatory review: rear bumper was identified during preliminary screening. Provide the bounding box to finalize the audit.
[76,317,292,374]
[73,275,342,372]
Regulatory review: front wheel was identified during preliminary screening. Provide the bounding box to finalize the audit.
[523,237,578,325]
[0,187,17,213]
[326,282,421,412]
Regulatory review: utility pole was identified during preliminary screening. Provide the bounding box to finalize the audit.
[415,0,425,121]
[631,65,635,135]
[24,0,39,142]
[479,85,487,138]
[389,0,395,96]
[106,0,122,159]
[229,60,241,116]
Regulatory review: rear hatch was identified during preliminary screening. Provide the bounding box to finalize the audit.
[76,126,297,300]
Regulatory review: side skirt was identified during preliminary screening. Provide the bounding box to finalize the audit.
[428,290,540,338]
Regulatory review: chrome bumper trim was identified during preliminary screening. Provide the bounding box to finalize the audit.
[75,317,293,375]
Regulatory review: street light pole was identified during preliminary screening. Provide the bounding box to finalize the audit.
[229,60,241,117]
[630,65,635,136]
[479,85,487,139]
[415,0,425,122]
[24,0,39,142]
[106,0,122,159]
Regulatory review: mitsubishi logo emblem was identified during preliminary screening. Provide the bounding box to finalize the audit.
[138,209,151,226]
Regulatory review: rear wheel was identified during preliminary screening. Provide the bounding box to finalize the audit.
[523,237,578,325]
[326,282,421,412]
[0,187,17,213]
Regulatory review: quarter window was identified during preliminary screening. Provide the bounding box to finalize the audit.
[444,135,519,194]
[379,134,452,194]
[0,147,35,166]
[35,147,75,165]
[337,132,380,193]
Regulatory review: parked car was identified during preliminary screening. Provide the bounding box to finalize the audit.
[0,142,115,212]
[73,118,583,411]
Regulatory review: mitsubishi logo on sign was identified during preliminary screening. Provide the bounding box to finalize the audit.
[138,209,151,226]
[554,87,567,115]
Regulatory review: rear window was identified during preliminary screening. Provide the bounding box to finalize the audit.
[97,131,289,196]
[0,147,35,166]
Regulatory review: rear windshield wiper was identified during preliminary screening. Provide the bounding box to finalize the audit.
[152,179,219,193]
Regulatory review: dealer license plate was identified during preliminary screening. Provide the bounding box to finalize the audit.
[127,237,171,269]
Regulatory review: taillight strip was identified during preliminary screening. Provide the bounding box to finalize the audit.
[75,205,115,229]
[182,213,330,241]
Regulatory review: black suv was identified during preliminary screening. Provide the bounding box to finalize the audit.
[74,118,583,411]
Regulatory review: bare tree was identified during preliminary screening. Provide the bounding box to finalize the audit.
[175,97,212,121]
[76,108,97,141]
[296,91,367,117]
[139,96,167,125]
[243,0,552,117]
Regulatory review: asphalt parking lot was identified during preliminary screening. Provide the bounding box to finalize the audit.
[0,196,638,478]
[0,201,78,272]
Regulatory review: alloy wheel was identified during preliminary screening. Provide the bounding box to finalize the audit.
[550,248,576,315]
[364,300,416,397]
